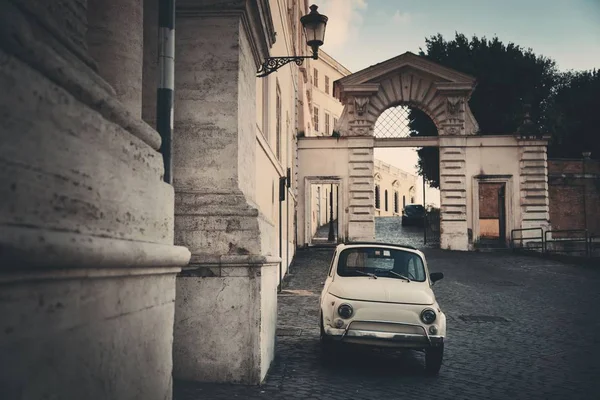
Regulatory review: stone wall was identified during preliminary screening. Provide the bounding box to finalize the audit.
[548,158,600,236]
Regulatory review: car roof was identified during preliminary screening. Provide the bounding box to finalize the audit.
[335,242,424,257]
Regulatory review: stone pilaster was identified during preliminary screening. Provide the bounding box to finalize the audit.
[172,0,278,384]
[518,139,551,242]
[0,1,190,399]
[347,137,375,241]
[439,137,469,250]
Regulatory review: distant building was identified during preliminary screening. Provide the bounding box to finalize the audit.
[307,50,351,137]
[374,160,417,216]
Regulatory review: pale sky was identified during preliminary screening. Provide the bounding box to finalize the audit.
[316,0,600,206]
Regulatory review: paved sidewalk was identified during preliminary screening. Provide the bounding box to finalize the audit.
[175,219,600,400]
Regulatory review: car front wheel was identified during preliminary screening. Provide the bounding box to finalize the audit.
[425,344,444,375]
[319,314,335,359]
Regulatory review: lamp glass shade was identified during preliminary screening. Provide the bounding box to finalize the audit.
[301,5,328,48]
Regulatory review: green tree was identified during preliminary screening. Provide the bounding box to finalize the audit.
[545,69,600,159]
[409,33,559,188]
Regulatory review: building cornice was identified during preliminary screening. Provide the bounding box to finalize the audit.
[318,50,352,76]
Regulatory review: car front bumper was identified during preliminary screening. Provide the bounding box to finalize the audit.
[324,320,444,349]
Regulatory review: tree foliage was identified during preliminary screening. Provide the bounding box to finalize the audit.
[544,69,600,159]
[408,33,564,188]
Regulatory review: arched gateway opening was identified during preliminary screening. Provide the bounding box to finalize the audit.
[297,52,551,251]
[373,104,441,246]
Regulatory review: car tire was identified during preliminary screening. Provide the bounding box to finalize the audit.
[425,344,443,375]
[319,314,335,359]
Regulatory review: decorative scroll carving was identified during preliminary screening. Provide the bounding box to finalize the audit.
[354,97,370,116]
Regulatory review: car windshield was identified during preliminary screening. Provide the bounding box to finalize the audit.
[405,205,425,214]
[337,247,426,282]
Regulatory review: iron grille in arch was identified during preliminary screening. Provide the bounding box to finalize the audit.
[373,105,413,138]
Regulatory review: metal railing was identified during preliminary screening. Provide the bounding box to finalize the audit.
[510,227,595,258]
[425,211,440,245]
[510,228,544,251]
[544,229,588,256]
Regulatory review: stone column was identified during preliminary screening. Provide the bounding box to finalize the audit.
[87,0,144,117]
[142,0,159,127]
[172,0,278,385]
[0,1,190,399]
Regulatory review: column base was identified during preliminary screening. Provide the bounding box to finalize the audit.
[440,220,469,251]
[348,220,375,242]
[173,256,279,384]
[0,267,181,400]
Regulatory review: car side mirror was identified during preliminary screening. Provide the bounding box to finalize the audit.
[430,272,444,284]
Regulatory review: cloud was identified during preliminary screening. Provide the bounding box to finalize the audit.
[317,0,368,49]
[392,10,411,25]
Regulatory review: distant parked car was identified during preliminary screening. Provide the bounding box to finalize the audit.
[319,242,446,374]
[402,204,425,226]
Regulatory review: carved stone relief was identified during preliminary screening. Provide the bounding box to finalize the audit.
[446,97,463,117]
[354,97,370,116]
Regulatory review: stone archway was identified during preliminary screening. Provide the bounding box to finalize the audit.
[298,51,551,252]
[332,52,480,250]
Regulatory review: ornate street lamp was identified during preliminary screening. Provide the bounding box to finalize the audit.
[257,4,328,77]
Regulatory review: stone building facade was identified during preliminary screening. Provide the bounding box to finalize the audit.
[306,50,351,136]
[374,160,417,217]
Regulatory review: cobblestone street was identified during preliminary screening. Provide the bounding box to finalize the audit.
[175,217,600,400]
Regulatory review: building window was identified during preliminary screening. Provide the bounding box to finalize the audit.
[325,75,330,94]
[325,112,330,135]
[276,84,282,160]
[313,106,319,132]
[375,185,380,209]
[411,196,415,203]
[313,68,318,88]
[394,191,399,213]
[403,195,406,208]
[385,190,388,211]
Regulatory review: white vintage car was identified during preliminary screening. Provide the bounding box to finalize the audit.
[319,242,446,374]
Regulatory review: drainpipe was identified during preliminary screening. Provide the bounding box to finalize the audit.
[278,176,287,292]
[157,0,175,183]
[286,168,291,273]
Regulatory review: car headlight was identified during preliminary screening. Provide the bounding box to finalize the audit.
[338,303,353,319]
[420,308,436,324]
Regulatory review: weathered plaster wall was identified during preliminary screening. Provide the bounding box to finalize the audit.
[464,136,522,244]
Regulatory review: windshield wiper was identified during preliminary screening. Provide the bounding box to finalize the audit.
[354,270,378,279]
[387,270,411,282]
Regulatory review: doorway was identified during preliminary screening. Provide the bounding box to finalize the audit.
[305,179,341,246]
[473,175,512,247]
